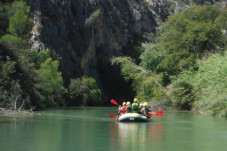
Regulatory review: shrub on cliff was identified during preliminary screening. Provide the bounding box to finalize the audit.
[7,1,32,37]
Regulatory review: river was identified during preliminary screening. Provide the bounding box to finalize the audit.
[0,107,227,151]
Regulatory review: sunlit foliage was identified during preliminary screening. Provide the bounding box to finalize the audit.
[111,57,167,102]
[157,5,226,76]
[7,1,32,37]
[68,76,102,106]
[170,52,227,117]
[35,58,65,107]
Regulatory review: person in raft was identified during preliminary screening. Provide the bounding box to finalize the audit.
[138,103,143,114]
[141,102,152,115]
[118,102,127,114]
[132,98,139,113]
[126,101,132,113]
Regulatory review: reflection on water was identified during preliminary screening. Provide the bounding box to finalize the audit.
[1,108,227,151]
[109,122,163,151]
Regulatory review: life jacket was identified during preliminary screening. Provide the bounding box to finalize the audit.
[126,106,132,113]
[144,106,151,114]
[132,102,139,113]
[120,106,127,114]
[138,106,143,114]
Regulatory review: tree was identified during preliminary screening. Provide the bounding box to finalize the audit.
[191,52,227,117]
[0,59,15,108]
[35,58,65,107]
[139,43,164,72]
[156,5,226,77]
[170,52,227,116]
[168,70,196,110]
[111,57,167,102]
[7,1,32,37]
[68,76,102,106]
[0,34,26,51]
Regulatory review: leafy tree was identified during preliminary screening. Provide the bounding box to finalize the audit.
[35,58,65,107]
[7,1,32,37]
[190,52,227,117]
[139,43,164,71]
[0,59,15,107]
[156,5,226,77]
[168,70,196,110]
[68,76,102,106]
[0,34,26,51]
[111,57,167,102]
[170,51,227,116]
[215,8,227,30]
[0,58,29,110]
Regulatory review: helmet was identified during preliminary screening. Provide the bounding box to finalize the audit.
[139,103,143,107]
[126,101,131,106]
[143,102,148,107]
[122,102,126,106]
[133,98,138,103]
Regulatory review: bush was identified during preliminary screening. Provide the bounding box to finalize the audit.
[68,76,102,106]
[157,5,225,77]
[170,52,227,116]
[7,1,32,37]
[0,34,26,51]
[35,58,65,107]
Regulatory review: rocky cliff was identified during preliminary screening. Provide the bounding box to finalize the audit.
[27,0,216,102]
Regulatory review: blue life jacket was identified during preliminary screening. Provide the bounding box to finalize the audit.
[126,106,132,113]
[144,106,152,114]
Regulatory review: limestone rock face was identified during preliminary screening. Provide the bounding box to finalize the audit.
[28,0,163,72]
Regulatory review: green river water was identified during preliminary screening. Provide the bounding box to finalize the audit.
[0,107,227,151]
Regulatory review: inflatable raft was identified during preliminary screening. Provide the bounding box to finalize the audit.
[117,113,151,122]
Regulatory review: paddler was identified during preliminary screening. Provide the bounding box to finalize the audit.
[132,98,139,113]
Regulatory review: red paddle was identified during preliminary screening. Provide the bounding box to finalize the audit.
[148,110,164,116]
[109,113,117,118]
[110,99,119,106]
[109,99,119,118]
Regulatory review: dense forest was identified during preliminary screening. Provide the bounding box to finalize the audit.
[0,0,227,117]
[0,0,102,110]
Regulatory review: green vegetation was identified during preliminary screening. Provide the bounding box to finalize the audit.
[8,1,32,37]
[35,57,65,107]
[157,5,226,76]
[111,57,167,102]
[85,9,101,26]
[112,5,227,117]
[68,76,102,106]
[170,52,227,116]
[0,0,102,111]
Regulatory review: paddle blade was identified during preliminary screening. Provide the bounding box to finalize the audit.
[110,99,119,105]
[148,110,164,116]
[108,113,117,118]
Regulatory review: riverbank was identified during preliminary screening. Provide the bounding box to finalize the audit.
[0,108,33,118]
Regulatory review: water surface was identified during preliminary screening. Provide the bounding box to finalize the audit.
[0,107,227,151]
